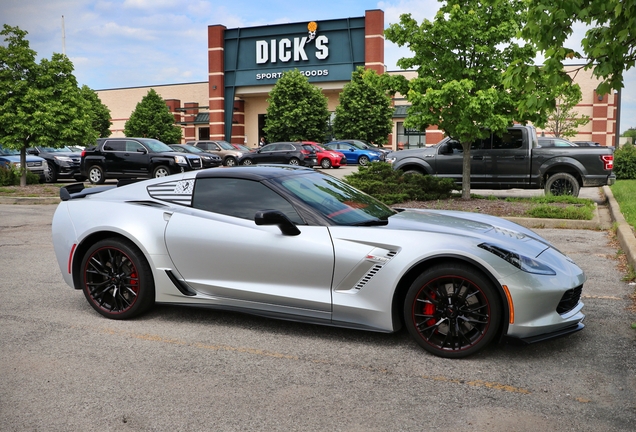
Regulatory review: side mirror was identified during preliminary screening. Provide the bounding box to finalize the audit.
[254,210,301,236]
[439,144,452,155]
[137,148,148,154]
[27,149,38,155]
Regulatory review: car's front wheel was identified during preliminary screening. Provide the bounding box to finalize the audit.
[152,166,170,178]
[80,238,155,319]
[225,157,238,167]
[404,263,501,358]
[288,157,300,166]
[321,158,332,169]
[358,155,370,166]
[45,164,58,183]
[241,159,253,165]
[88,165,105,184]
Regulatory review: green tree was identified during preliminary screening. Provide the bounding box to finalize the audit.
[333,67,394,145]
[264,70,330,142]
[506,0,635,115]
[124,88,182,143]
[81,85,111,138]
[0,25,96,186]
[622,128,636,144]
[385,0,540,199]
[545,83,590,138]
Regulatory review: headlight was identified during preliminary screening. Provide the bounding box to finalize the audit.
[202,156,210,160]
[236,152,243,157]
[173,155,187,165]
[53,156,73,162]
[386,157,396,164]
[13,162,21,169]
[478,243,556,275]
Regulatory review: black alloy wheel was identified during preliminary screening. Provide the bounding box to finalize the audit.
[80,238,155,319]
[45,164,58,183]
[404,263,501,358]
[545,172,580,197]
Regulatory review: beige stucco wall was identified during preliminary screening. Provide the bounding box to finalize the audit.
[97,82,208,138]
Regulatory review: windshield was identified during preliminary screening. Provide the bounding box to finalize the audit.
[139,138,173,153]
[217,141,235,150]
[273,173,396,225]
[0,146,19,156]
[182,144,203,153]
[39,146,74,152]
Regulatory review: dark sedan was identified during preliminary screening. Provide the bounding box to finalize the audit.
[239,142,318,167]
[169,144,222,168]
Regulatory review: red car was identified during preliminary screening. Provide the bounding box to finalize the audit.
[304,142,347,169]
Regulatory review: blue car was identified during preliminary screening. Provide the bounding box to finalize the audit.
[324,141,385,166]
[0,145,48,182]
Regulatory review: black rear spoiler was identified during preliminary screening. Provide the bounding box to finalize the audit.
[59,179,145,201]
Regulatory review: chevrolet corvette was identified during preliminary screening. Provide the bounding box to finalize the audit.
[52,165,586,358]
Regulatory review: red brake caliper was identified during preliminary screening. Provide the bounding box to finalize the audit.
[423,291,436,328]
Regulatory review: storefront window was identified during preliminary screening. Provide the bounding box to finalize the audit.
[396,122,425,149]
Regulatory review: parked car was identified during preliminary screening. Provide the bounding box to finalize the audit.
[231,144,254,152]
[0,145,48,182]
[168,144,222,168]
[303,142,347,169]
[387,125,615,197]
[537,137,578,147]
[324,141,385,165]
[27,146,84,182]
[239,142,318,167]
[187,140,246,167]
[80,137,202,184]
[573,141,602,147]
[53,165,586,359]
[337,139,391,156]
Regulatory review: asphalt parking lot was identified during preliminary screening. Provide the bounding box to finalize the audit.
[1,195,635,431]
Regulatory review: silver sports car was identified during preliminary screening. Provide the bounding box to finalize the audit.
[52,165,586,358]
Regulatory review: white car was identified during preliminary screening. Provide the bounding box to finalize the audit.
[52,165,586,358]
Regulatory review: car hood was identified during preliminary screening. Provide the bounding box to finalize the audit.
[1,155,45,163]
[388,146,437,159]
[388,208,553,258]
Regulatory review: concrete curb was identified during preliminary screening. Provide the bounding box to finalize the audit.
[604,185,636,270]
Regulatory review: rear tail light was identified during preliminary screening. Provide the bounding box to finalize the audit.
[81,150,86,157]
[301,149,311,155]
[601,155,613,170]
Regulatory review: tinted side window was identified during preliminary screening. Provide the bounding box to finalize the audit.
[103,140,126,151]
[126,140,144,152]
[192,178,304,224]
[492,130,523,150]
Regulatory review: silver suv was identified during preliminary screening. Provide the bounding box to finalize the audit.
[187,140,245,167]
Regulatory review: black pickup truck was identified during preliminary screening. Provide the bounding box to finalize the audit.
[80,137,202,184]
[386,125,615,196]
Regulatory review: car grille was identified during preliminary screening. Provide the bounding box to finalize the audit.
[26,161,43,168]
[189,158,202,169]
[556,285,582,314]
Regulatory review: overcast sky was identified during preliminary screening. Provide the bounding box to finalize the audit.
[2,0,634,132]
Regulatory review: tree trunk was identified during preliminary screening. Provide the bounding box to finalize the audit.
[461,142,471,200]
[20,148,27,187]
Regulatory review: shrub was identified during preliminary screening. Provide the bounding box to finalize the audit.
[0,166,40,186]
[344,162,455,205]
[613,143,636,180]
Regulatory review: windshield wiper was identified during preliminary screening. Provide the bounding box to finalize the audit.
[350,219,389,226]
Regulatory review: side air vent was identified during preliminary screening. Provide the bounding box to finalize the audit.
[557,285,583,314]
[165,270,197,296]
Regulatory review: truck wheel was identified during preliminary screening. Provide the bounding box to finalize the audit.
[545,173,580,197]
[88,166,105,184]
[152,166,170,178]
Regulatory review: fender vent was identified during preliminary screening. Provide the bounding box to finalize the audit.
[353,249,398,291]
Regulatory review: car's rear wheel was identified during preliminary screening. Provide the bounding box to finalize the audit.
[45,164,58,183]
[80,238,155,319]
[288,157,300,166]
[225,157,238,167]
[241,159,253,166]
[88,165,105,184]
[404,263,501,358]
[320,158,332,169]
[358,155,370,166]
[152,166,170,178]
[545,172,580,197]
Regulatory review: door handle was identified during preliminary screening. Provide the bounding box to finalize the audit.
[514,155,525,160]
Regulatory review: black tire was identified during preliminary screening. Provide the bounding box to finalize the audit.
[404,263,501,358]
[320,158,332,169]
[88,165,105,184]
[45,164,58,183]
[288,157,300,166]
[225,157,238,167]
[403,169,424,176]
[358,155,370,166]
[545,173,580,197]
[80,238,155,319]
[152,165,170,178]
[241,159,253,166]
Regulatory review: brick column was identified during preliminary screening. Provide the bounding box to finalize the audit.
[208,25,226,140]
[231,100,245,144]
[365,10,385,74]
